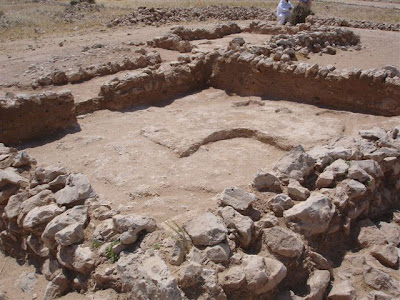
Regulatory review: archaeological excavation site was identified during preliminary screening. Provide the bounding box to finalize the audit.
[0,1,400,299]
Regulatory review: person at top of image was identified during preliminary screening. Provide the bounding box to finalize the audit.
[276,0,294,25]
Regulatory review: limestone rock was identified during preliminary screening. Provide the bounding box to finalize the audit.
[268,193,294,217]
[253,170,281,192]
[23,204,65,231]
[113,214,156,245]
[205,243,230,263]
[264,227,304,258]
[363,266,400,296]
[273,145,315,182]
[218,206,254,248]
[0,168,29,189]
[32,166,67,187]
[349,160,383,179]
[93,219,117,242]
[42,205,88,249]
[243,255,287,295]
[55,173,96,206]
[359,127,387,141]
[185,212,227,246]
[4,192,28,219]
[178,261,203,288]
[57,245,96,274]
[356,219,387,248]
[371,245,399,269]
[170,240,186,266]
[379,222,400,246]
[118,252,184,299]
[218,265,246,291]
[284,193,335,236]
[328,280,356,300]
[43,270,69,300]
[305,270,331,300]
[287,180,310,201]
[54,223,84,246]
[218,187,257,213]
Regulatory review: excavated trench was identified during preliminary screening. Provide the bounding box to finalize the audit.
[0,22,400,300]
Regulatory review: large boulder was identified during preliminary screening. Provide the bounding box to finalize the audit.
[243,255,287,295]
[55,173,96,206]
[273,145,315,182]
[57,245,96,274]
[268,193,294,217]
[54,223,84,247]
[264,227,304,258]
[252,170,281,192]
[328,280,356,300]
[284,193,335,236]
[23,204,65,231]
[218,187,257,213]
[118,252,184,299]
[218,206,254,248]
[32,166,67,187]
[113,214,156,245]
[185,212,228,247]
[42,205,88,249]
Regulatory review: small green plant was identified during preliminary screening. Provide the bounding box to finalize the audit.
[290,4,313,26]
[105,240,120,263]
[92,239,103,249]
[152,243,161,250]
[365,179,371,186]
[166,220,191,254]
[70,0,80,5]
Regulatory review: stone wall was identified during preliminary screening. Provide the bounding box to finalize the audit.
[0,91,77,145]
[1,127,399,299]
[33,52,161,87]
[210,50,400,116]
[92,51,218,113]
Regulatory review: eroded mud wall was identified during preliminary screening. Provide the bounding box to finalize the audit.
[0,92,77,145]
[209,51,400,116]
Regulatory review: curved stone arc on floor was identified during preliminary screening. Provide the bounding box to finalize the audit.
[178,128,293,158]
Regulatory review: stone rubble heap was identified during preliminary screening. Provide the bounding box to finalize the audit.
[147,22,360,59]
[33,51,161,87]
[171,23,242,41]
[269,27,360,58]
[306,15,400,32]
[108,5,276,27]
[147,34,193,53]
[1,127,400,299]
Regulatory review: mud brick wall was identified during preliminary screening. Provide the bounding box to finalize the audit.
[210,51,400,116]
[0,91,77,145]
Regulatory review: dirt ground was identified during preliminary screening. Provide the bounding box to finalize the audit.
[1,0,400,298]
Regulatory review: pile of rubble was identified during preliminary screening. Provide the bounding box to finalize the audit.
[1,126,399,299]
[148,22,361,58]
[171,23,242,41]
[108,5,276,27]
[147,34,193,53]
[269,27,360,57]
[307,15,400,32]
[33,51,161,87]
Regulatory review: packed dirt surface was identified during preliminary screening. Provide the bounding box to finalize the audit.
[1,1,400,299]
[24,88,400,223]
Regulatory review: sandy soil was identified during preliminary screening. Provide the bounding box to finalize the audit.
[24,88,400,223]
